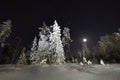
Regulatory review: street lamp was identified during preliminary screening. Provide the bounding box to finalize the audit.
[83,38,87,43]
[82,38,88,64]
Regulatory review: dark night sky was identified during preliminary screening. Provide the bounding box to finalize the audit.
[0,0,120,51]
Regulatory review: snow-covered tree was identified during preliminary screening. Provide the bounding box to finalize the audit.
[30,36,38,64]
[38,22,50,53]
[31,36,37,51]
[62,27,72,60]
[49,20,65,63]
[62,27,72,47]
[30,53,39,65]
[0,20,12,47]
[30,22,50,64]
[17,48,27,65]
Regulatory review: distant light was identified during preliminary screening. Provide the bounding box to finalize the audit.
[83,38,87,42]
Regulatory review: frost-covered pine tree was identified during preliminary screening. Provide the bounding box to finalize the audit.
[49,20,65,63]
[30,36,38,64]
[62,27,72,47]
[31,36,37,51]
[62,27,72,60]
[30,22,51,65]
[17,48,27,65]
[38,22,50,53]
[37,22,51,63]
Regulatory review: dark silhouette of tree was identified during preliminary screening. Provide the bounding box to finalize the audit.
[94,29,120,63]
[0,20,12,47]
[0,44,14,64]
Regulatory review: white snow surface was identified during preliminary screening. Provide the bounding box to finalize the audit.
[0,64,120,80]
[87,60,92,65]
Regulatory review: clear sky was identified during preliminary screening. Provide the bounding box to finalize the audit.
[0,0,120,51]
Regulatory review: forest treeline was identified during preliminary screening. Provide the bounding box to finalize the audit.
[0,19,120,64]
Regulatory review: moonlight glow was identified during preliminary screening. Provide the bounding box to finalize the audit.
[83,38,87,42]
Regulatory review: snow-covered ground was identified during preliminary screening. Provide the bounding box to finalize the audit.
[0,64,120,80]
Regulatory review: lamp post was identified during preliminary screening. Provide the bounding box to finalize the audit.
[82,38,88,64]
[82,38,87,57]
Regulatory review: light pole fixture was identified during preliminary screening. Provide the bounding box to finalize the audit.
[83,38,87,43]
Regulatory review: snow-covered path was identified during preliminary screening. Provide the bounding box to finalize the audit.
[0,64,120,80]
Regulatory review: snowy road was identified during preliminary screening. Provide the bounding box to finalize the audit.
[0,64,120,80]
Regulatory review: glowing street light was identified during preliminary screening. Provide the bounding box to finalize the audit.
[83,38,87,43]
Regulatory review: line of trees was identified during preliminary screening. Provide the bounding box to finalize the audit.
[93,31,120,63]
[0,20,73,65]
[0,20,23,64]
[76,30,120,64]
[0,19,120,65]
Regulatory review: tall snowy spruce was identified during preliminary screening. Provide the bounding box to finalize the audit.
[49,20,65,63]
[37,22,51,64]
[38,22,50,54]
[30,22,51,64]
[62,27,72,61]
